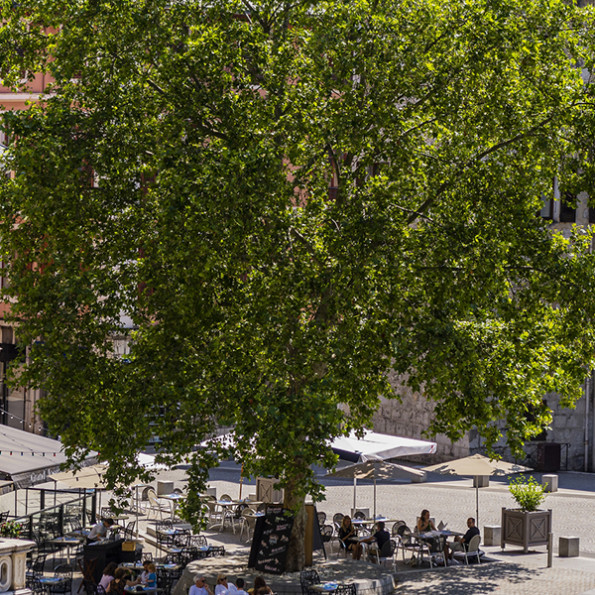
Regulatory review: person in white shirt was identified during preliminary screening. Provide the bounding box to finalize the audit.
[235,579,248,595]
[189,576,213,595]
[87,518,114,543]
[214,574,237,595]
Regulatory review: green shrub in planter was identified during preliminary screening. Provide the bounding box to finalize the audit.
[508,475,547,512]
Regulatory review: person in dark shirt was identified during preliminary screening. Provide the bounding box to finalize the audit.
[449,517,480,558]
[338,515,359,557]
[355,521,390,561]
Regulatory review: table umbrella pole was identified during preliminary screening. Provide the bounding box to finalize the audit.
[476,482,479,528]
[353,477,357,515]
[373,477,377,520]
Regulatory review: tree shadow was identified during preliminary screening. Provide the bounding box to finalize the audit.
[395,560,538,594]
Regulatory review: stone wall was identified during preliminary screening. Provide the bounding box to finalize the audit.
[372,370,475,464]
[374,370,592,471]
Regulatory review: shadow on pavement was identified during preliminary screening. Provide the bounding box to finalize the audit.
[395,561,536,594]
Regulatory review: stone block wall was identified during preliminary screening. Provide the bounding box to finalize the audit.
[372,370,474,463]
[373,370,591,471]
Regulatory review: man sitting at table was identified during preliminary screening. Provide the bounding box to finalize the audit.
[449,517,480,559]
[87,518,114,543]
[190,576,213,595]
[354,521,390,561]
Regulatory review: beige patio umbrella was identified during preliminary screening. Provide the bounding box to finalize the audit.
[327,458,427,520]
[423,454,531,526]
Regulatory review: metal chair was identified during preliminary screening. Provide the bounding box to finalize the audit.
[239,508,257,542]
[395,526,433,567]
[316,511,327,527]
[299,569,320,595]
[49,565,73,595]
[371,539,396,568]
[391,520,406,537]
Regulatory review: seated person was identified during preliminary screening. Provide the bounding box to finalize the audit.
[248,577,271,595]
[214,574,238,595]
[99,562,118,591]
[139,561,151,585]
[87,518,114,543]
[190,576,213,595]
[338,516,358,555]
[235,579,248,595]
[145,563,157,589]
[107,568,139,595]
[354,521,390,561]
[449,517,480,558]
[416,509,436,533]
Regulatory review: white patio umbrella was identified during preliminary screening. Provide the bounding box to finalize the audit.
[331,430,437,462]
[424,454,532,527]
[326,458,426,519]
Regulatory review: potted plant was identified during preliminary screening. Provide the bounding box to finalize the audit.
[501,475,552,553]
[0,521,22,538]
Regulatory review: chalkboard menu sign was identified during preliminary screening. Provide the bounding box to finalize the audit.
[248,505,294,574]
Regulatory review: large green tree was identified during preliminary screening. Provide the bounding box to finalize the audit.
[2,0,595,569]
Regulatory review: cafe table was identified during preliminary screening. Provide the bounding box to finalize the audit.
[351,517,397,536]
[121,562,180,572]
[412,530,463,566]
[159,493,185,520]
[309,582,355,594]
[124,586,157,595]
[49,535,82,566]
[39,576,69,594]
[213,500,240,532]
[155,526,190,548]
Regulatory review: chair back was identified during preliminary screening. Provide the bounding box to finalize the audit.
[219,494,232,501]
[379,539,396,558]
[332,513,344,526]
[398,526,413,545]
[391,521,406,536]
[321,525,333,542]
[467,534,481,553]
[353,511,366,520]
[299,569,320,587]
[316,511,326,527]
[147,489,159,505]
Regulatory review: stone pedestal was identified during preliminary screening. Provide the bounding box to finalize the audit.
[157,480,174,496]
[473,476,490,488]
[559,536,579,557]
[483,525,501,546]
[0,537,35,592]
[542,474,558,493]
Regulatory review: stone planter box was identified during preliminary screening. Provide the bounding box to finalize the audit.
[501,508,552,553]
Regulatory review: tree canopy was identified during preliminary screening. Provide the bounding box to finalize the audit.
[2,0,595,566]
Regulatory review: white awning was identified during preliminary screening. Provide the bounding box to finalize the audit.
[331,430,437,462]
[0,425,94,487]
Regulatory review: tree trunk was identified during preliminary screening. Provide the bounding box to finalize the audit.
[283,476,306,571]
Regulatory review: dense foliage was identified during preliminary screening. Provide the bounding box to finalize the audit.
[2,0,595,567]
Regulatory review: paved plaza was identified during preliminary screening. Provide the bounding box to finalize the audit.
[159,461,595,595]
[3,460,595,595]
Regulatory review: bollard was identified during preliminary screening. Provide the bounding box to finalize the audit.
[548,532,553,568]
